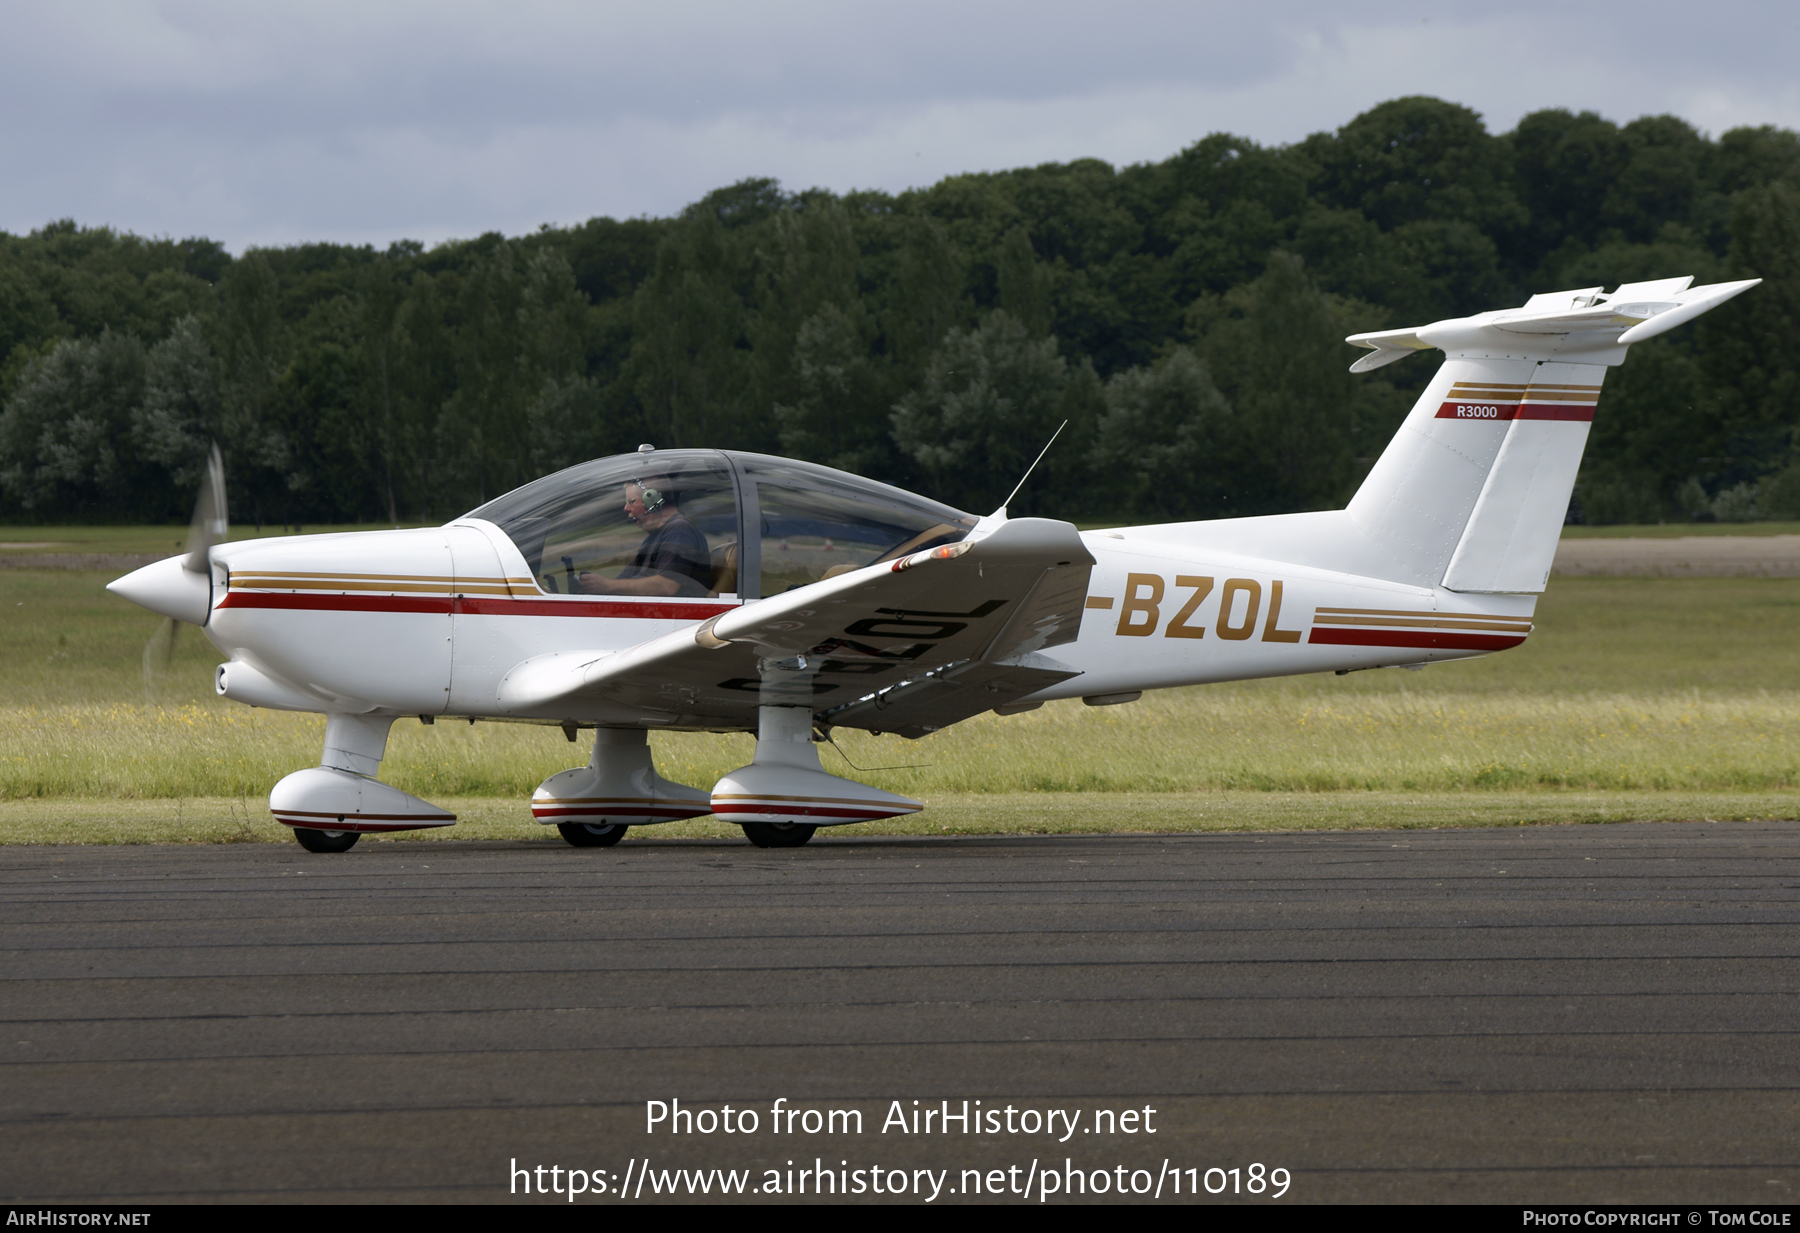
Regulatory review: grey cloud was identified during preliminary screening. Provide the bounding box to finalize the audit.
[4,0,1798,248]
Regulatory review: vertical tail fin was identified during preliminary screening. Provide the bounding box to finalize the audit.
[1342,278,1758,593]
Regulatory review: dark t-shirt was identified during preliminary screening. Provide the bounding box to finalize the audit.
[620,514,712,594]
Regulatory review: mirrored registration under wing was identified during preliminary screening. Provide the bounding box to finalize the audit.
[492,517,1094,734]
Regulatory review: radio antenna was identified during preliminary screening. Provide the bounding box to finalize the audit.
[1001,420,1067,510]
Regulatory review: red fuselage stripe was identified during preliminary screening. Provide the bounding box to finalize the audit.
[274,818,452,833]
[218,593,734,620]
[710,804,914,819]
[223,592,451,614]
[1308,628,1527,652]
[1435,402,1596,423]
[532,807,708,818]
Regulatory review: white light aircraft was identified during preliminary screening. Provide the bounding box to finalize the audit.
[108,276,1757,852]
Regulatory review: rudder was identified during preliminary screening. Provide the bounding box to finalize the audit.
[1441,364,1602,592]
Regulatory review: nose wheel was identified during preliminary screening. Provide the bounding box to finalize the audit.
[292,828,360,853]
[741,822,817,848]
[558,822,628,847]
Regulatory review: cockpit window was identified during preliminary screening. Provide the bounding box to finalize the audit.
[464,450,975,600]
[464,452,740,597]
[736,454,976,595]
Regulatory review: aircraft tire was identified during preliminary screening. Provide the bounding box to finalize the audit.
[741,822,818,848]
[293,828,359,854]
[557,822,628,848]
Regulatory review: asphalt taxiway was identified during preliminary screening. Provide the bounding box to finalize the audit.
[2,822,1796,1203]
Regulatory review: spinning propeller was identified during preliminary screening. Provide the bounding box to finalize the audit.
[119,446,228,695]
[185,444,229,575]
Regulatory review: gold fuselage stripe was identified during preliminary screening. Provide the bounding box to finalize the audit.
[1449,382,1601,392]
[231,570,546,597]
[1315,606,1532,630]
[1314,615,1533,633]
[231,571,533,597]
[1318,606,1495,618]
[234,571,464,582]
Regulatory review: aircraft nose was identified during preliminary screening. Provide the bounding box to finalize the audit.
[106,555,213,625]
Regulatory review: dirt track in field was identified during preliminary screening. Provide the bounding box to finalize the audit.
[0,553,166,571]
[1553,534,1800,577]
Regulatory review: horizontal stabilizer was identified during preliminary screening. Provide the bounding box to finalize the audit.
[1346,278,1759,369]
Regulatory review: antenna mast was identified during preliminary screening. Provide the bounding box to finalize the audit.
[1001,420,1068,511]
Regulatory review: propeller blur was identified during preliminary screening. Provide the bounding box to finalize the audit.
[106,278,1758,853]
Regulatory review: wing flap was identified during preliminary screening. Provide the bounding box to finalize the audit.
[817,652,1081,738]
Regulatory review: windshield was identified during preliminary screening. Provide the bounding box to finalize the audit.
[736,454,976,595]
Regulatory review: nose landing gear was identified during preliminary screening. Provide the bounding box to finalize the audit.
[292,828,360,853]
[740,822,817,848]
[557,822,628,847]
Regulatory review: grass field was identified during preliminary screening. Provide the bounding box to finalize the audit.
[0,522,430,555]
[2,540,1797,842]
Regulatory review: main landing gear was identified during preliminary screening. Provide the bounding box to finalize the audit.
[534,729,711,848]
[709,706,920,848]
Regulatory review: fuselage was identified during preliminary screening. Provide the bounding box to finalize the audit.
[201,512,1535,730]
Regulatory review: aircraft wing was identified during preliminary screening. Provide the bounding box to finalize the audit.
[496,517,1094,736]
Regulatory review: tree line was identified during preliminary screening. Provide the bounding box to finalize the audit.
[3,95,1799,528]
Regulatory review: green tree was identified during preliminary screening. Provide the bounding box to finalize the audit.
[215,250,295,526]
[630,211,759,450]
[0,330,148,516]
[1188,253,1369,514]
[1151,134,1308,303]
[1604,115,1717,246]
[1307,97,1524,239]
[1714,126,1800,195]
[437,242,595,506]
[773,301,890,474]
[1091,347,1233,520]
[996,225,1055,336]
[751,200,865,417]
[1575,340,1708,523]
[133,314,223,493]
[883,214,968,372]
[891,311,1070,512]
[1698,183,1800,493]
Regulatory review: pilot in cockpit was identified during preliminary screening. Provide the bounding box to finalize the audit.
[573,477,712,596]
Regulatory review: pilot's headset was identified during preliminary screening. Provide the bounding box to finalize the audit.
[631,478,667,516]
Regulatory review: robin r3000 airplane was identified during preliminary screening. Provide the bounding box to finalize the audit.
[108,276,1757,852]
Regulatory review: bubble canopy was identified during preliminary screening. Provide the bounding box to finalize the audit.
[463,450,977,600]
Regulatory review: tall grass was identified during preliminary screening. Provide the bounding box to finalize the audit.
[852,689,1800,794]
[3,689,1797,800]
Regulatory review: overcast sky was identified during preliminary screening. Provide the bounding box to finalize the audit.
[4,1,1798,252]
